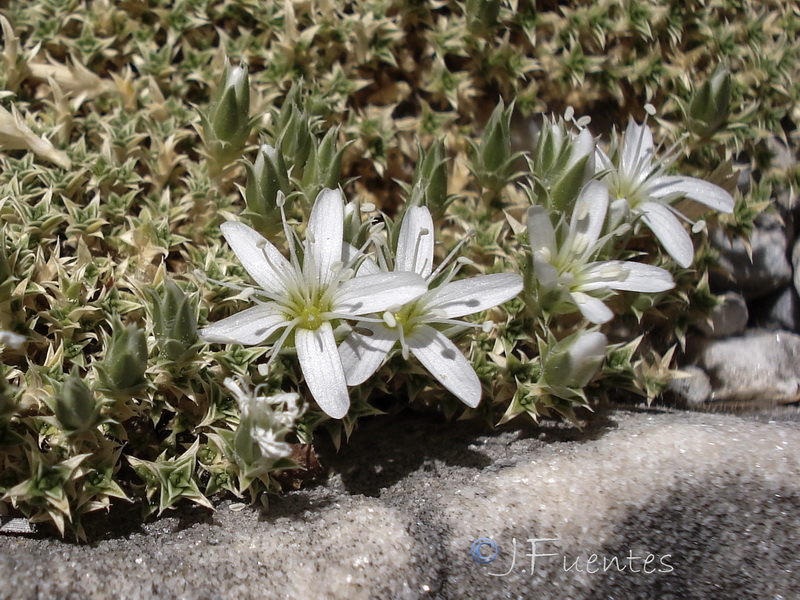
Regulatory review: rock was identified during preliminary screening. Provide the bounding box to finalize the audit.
[709,212,792,301]
[694,329,800,404]
[1,409,800,600]
[791,235,800,300]
[749,285,800,332]
[693,292,748,337]
[667,365,712,405]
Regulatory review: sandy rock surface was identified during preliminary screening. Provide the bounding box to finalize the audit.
[1,407,799,600]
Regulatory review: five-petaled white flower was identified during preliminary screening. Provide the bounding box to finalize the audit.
[528,180,675,324]
[596,118,734,268]
[338,205,523,408]
[200,189,428,420]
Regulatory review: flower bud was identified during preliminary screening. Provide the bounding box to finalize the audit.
[200,59,251,170]
[300,127,347,201]
[276,92,314,174]
[469,99,519,201]
[411,139,449,218]
[532,117,595,211]
[96,317,148,394]
[242,144,290,236]
[688,66,732,138]
[46,368,101,436]
[148,278,198,363]
[543,331,607,389]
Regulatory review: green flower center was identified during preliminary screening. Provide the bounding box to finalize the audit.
[299,305,324,330]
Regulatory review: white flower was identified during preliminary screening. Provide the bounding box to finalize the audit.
[201,188,428,419]
[338,206,523,408]
[528,180,675,324]
[596,118,734,268]
[224,378,302,462]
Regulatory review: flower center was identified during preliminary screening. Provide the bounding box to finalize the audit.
[299,305,324,330]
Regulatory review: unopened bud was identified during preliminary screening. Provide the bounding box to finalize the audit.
[243,144,290,236]
[46,367,102,436]
[543,331,607,389]
[533,116,596,211]
[200,59,251,170]
[148,278,198,363]
[96,317,148,394]
[688,66,732,138]
[469,99,520,201]
[300,127,347,200]
[411,139,449,217]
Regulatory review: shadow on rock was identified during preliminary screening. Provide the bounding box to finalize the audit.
[590,476,800,600]
[315,405,619,498]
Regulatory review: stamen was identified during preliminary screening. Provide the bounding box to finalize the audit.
[383,311,397,328]
[413,226,431,276]
[652,132,690,177]
[277,192,301,272]
[427,236,470,283]
[194,269,274,300]
[258,320,299,375]
[397,322,409,360]
[570,232,590,257]
[322,312,385,324]
[437,256,474,289]
[427,317,484,330]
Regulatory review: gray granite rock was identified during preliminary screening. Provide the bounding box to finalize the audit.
[667,365,712,405]
[749,285,800,332]
[694,329,800,404]
[710,212,792,300]
[693,292,749,337]
[1,409,799,600]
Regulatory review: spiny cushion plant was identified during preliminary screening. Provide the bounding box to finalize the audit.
[0,0,797,538]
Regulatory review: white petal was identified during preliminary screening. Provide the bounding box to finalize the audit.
[306,188,344,285]
[295,322,350,419]
[221,221,291,295]
[395,206,434,278]
[338,323,398,385]
[533,253,560,288]
[582,261,674,293]
[571,291,614,324]
[333,272,427,316]
[407,324,482,408]
[567,127,595,171]
[563,180,608,261]
[639,201,694,268]
[356,255,381,275]
[199,304,287,345]
[649,175,734,213]
[621,119,654,182]
[526,206,557,257]
[342,243,381,275]
[427,273,523,319]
